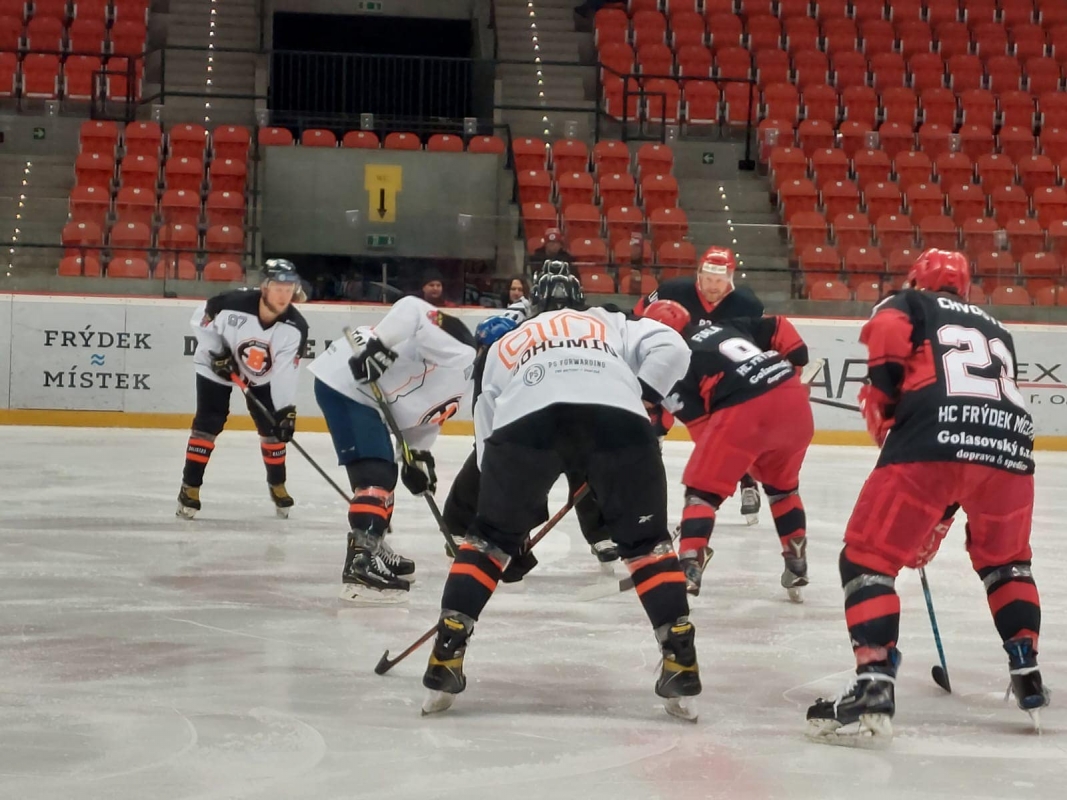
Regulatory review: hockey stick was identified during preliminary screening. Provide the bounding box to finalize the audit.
[341,326,459,559]
[810,396,861,413]
[230,373,355,505]
[373,484,589,675]
[919,566,952,692]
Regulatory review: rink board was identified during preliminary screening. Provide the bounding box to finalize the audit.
[1,292,1066,448]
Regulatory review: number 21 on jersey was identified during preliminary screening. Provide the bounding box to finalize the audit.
[938,324,1027,409]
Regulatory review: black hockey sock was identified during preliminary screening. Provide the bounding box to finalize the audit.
[678,489,722,555]
[625,544,690,629]
[765,485,806,555]
[348,486,394,535]
[979,561,1041,649]
[441,544,505,621]
[260,439,286,485]
[182,434,216,487]
[840,549,900,668]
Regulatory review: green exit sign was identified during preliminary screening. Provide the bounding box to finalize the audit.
[701,152,714,165]
[33,127,46,140]
[366,234,395,248]
[357,1,383,10]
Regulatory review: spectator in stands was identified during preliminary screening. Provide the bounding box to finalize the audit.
[530,228,572,272]
[505,274,531,305]
[628,233,648,269]
[419,267,459,308]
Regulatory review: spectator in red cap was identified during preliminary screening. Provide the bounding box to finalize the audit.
[529,227,573,271]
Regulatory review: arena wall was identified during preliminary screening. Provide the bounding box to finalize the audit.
[1,294,1065,449]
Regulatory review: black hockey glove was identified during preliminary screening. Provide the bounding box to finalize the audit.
[348,333,397,384]
[209,347,238,381]
[401,450,437,495]
[273,405,297,443]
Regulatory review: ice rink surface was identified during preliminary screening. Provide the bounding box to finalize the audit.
[1,426,1065,800]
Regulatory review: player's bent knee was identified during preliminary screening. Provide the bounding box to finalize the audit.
[763,484,798,504]
[345,458,398,492]
[842,543,903,579]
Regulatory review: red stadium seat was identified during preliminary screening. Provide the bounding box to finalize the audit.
[948,183,988,225]
[107,257,150,279]
[300,129,336,148]
[79,120,119,156]
[521,202,558,241]
[75,151,115,189]
[160,189,201,227]
[834,211,873,251]
[109,219,152,261]
[875,213,916,254]
[789,211,829,254]
[598,172,637,213]
[865,182,905,220]
[203,259,245,282]
[69,185,110,227]
[164,156,204,193]
[342,130,380,149]
[58,255,102,277]
[62,220,103,258]
[934,152,974,193]
[206,190,245,227]
[853,149,892,190]
[384,132,421,151]
[557,171,596,211]
[114,186,155,226]
[427,133,463,152]
[990,285,1032,305]
[208,158,247,194]
[169,124,208,159]
[213,125,251,160]
[258,127,294,147]
[919,215,960,249]
[467,135,506,155]
[204,224,244,256]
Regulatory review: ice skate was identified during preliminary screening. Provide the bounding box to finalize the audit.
[588,539,623,571]
[1004,637,1051,732]
[268,483,294,519]
[740,485,760,525]
[176,484,201,519]
[655,618,701,722]
[422,614,472,715]
[781,536,809,603]
[339,529,410,604]
[378,536,416,583]
[807,651,898,747]
[679,545,714,596]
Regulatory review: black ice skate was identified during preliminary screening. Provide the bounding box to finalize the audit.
[340,529,410,604]
[807,651,899,746]
[378,536,416,582]
[1004,637,1051,732]
[740,485,760,525]
[679,545,714,596]
[422,613,473,715]
[176,484,201,519]
[655,618,702,721]
[590,538,620,564]
[268,483,294,519]
[781,536,809,603]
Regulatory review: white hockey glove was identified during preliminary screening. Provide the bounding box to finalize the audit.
[501,296,532,324]
[348,331,397,384]
[401,450,437,495]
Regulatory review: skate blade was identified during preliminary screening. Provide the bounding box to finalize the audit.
[1029,709,1043,734]
[397,573,416,585]
[274,507,290,519]
[176,505,197,520]
[743,513,759,526]
[664,696,699,723]
[806,714,893,748]
[421,689,456,715]
[338,584,409,605]
[787,586,804,603]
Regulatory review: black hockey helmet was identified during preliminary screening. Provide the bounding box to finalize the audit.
[262,258,301,284]
[531,271,584,312]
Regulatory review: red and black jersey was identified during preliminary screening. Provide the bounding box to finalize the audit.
[633,278,764,326]
[863,289,1034,474]
[668,316,809,428]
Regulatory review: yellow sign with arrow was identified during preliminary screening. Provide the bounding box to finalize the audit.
[364,165,403,223]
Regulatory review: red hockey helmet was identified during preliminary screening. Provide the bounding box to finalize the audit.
[907,248,971,297]
[640,299,691,333]
[698,246,737,276]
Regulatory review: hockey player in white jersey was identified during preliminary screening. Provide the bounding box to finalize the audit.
[421,270,703,720]
[308,295,477,603]
[177,259,309,519]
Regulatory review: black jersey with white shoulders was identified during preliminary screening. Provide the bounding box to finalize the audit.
[191,289,309,409]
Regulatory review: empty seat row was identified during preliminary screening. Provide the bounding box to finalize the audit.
[259,128,506,154]
[0,52,140,100]
[80,121,252,161]
[511,138,674,177]
[68,185,245,230]
[0,0,149,24]
[57,255,246,282]
[75,152,248,195]
[518,170,681,213]
[523,202,689,248]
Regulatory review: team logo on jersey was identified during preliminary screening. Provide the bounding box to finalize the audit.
[496,311,608,369]
[236,339,273,377]
[427,310,443,327]
[420,395,463,426]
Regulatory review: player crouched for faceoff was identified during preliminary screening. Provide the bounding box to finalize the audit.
[421,270,701,720]
[807,249,1049,744]
[177,259,309,519]
[641,300,814,601]
[635,246,766,523]
[307,295,476,604]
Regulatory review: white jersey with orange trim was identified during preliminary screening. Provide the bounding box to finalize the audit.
[308,296,477,452]
[191,288,309,410]
[475,307,691,465]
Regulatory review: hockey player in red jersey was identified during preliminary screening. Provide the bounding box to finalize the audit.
[635,246,766,523]
[642,300,814,601]
[807,249,1048,743]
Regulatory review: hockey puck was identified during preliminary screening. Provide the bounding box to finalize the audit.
[931,665,951,693]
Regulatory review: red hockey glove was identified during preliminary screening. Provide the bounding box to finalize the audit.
[858,383,893,447]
